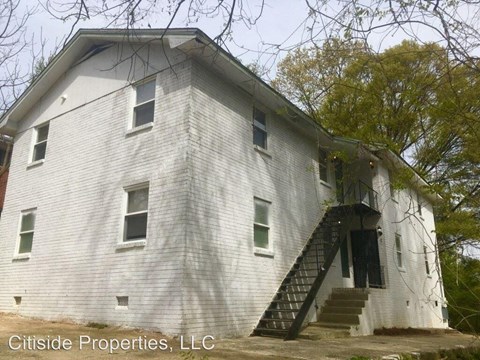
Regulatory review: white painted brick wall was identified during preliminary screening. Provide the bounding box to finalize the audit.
[0,47,193,335]
[182,61,336,336]
[0,41,447,338]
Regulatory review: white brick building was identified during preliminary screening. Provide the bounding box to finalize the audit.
[0,29,448,338]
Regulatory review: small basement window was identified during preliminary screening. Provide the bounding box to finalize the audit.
[116,296,129,309]
[14,297,22,306]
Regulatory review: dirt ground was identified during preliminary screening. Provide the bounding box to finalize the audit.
[0,312,479,359]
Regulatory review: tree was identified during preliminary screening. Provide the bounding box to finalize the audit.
[272,40,480,253]
[38,1,480,70]
[0,0,35,113]
[441,251,480,332]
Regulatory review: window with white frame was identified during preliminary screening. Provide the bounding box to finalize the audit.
[18,210,36,254]
[423,245,430,275]
[395,233,403,268]
[253,107,267,149]
[388,170,396,201]
[254,198,270,249]
[319,149,328,182]
[133,79,155,128]
[124,185,149,241]
[417,192,423,216]
[32,123,49,162]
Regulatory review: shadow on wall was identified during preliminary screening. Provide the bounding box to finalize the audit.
[0,135,13,216]
[175,62,327,337]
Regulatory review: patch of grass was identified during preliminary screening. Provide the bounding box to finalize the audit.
[85,322,108,329]
[179,350,209,360]
[349,356,371,360]
[437,347,480,360]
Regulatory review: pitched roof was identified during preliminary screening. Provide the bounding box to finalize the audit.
[0,28,332,143]
[0,28,440,202]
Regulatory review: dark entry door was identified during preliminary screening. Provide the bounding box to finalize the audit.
[350,230,382,288]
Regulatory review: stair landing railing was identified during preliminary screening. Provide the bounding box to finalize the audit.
[342,180,379,212]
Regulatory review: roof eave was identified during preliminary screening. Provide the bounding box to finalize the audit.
[0,28,202,135]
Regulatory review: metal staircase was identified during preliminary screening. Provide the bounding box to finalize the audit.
[252,205,354,340]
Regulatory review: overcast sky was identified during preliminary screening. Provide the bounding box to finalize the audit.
[24,1,442,80]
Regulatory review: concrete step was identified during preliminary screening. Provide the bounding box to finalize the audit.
[330,291,368,301]
[298,326,350,340]
[321,306,363,315]
[311,322,353,330]
[317,313,360,325]
[325,299,366,308]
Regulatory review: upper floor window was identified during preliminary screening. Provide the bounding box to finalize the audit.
[32,123,49,162]
[18,209,36,254]
[423,245,430,275]
[124,185,149,242]
[319,149,328,183]
[253,107,267,149]
[395,233,403,269]
[388,170,397,201]
[254,197,270,249]
[417,192,423,216]
[133,79,155,128]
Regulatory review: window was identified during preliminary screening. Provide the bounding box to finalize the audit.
[388,170,396,201]
[116,296,129,309]
[395,233,403,268]
[423,246,430,275]
[32,123,49,162]
[133,79,155,128]
[254,198,270,249]
[319,149,328,182]
[253,108,267,149]
[124,186,149,241]
[417,192,423,216]
[18,210,36,254]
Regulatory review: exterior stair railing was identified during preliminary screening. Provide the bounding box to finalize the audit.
[252,180,379,340]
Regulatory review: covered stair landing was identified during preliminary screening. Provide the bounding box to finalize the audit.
[252,206,355,340]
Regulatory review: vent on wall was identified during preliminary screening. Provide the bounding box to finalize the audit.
[14,296,21,306]
[116,296,129,309]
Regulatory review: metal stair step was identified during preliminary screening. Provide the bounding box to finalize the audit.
[287,274,317,279]
[260,318,295,323]
[253,328,288,337]
[277,290,309,295]
[271,299,304,304]
[266,309,298,314]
